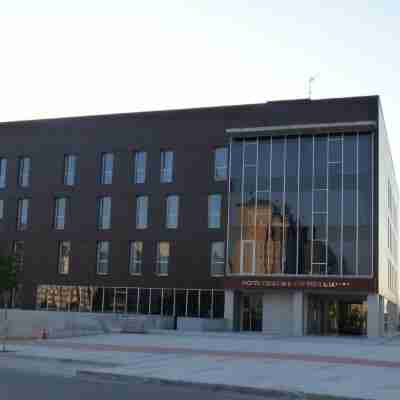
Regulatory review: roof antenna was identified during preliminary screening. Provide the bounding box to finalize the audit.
[308,74,318,99]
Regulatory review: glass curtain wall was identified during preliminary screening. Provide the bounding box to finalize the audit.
[227,132,373,276]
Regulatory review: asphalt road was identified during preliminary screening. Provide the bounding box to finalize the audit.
[0,355,282,400]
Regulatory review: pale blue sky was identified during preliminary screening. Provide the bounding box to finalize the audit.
[0,1,399,173]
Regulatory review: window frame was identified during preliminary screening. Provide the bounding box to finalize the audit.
[156,241,169,276]
[211,241,225,276]
[0,158,7,189]
[134,151,147,184]
[58,241,71,275]
[129,241,143,275]
[160,150,174,183]
[18,157,31,188]
[16,198,29,231]
[101,153,114,185]
[96,241,110,275]
[208,194,222,229]
[214,147,228,181]
[136,195,148,229]
[54,197,67,230]
[63,154,77,186]
[98,196,112,230]
[166,195,179,229]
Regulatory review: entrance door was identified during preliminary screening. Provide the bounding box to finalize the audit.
[241,294,263,332]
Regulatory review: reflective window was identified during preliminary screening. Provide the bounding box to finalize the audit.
[161,150,173,183]
[63,155,77,186]
[211,242,225,275]
[0,158,7,189]
[214,147,228,181]
[166,195,179,229]
[17,198,29,231]
[208,194,222,228]
[136,196,148,229]
[0,199,4,220]
[54,198,67,230]
[96,241,110,274]
[227,133,373,277]
[129,241,143,275]
[98,196,112,230]
[134,151,146,184]
[18,157,31,187]
[156,242,169,275]
[101,153,114,184]
[58,241,71,274]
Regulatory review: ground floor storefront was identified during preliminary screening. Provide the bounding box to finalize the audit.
[224,289,398,338]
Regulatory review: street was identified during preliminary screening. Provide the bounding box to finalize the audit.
[0,355,281,400]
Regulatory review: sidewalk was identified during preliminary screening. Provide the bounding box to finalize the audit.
[8,332,400,400]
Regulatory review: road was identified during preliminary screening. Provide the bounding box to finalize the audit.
[0,355,283,400]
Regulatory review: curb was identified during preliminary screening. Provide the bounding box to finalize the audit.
[76,370,371,400]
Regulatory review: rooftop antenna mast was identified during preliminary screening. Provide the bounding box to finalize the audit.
[308,74,318,99]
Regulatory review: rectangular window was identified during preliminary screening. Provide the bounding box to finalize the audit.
[208,194,222,228]
[96,241,110,274]
[58,241,71,274]
[129,241,143,274]
[156,242,169,275]
[17,199,29,231]
[0,158,7,189]
[136,196,148,229]
[211,242,225,276]
[98,196,112,230]
[13,240,24,270]
[54,198,67,230]
[214,147,228,181]
[166,195,179,229]
[18,157,31,187]
[0,199,4,220]
[63,154,77,185]
[160,150,173,183]
[134,151,146,184]
[101,153,114,184]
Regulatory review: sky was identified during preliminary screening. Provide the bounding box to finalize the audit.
[0,1,399,174]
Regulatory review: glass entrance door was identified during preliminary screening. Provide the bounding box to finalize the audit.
[241,294,263,332]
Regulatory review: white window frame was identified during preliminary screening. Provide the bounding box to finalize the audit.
[54,198,67,230]
[98,196,112,230]
[129,241,143,275]
[58,241,71,275]
[64,154,77,186]
[208,194,222,229]
[214,147,228,181]
[134,151,146,184]
[136,196,148,229]
[156,242,169,275]
[161,150,173,183]
[18,157,31,187]
[211,242,225,276]
[96,241,110,275]
[101,153,114,184]
[0,158,7,189]
[166,195,179,229]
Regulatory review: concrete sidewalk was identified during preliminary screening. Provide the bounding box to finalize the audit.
[7,332,400,400]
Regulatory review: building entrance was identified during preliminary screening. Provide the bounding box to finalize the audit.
[307,295,367,335]
[241,294,263,331]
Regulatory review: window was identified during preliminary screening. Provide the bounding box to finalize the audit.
[208,194,222,228]
[166,195,179,229]
[18,157,31,187]
[101,153,114,184]
[96,241,110,274]
[0,199,3,220]
[214,147,228,181]
[58,241,71,274]
[17,199,29,231]
[98,197,112,230]
[54,198,67,230]
[160,150,173,183]
[129,241,143,274]
[211,242,225,275]
[156,242,169,275]
[136,196,148,229]
[134,151,146,184]
[63,154,77,186]
[0,158,7,188]
[13,240,24,270]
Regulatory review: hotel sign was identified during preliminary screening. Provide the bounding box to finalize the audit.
[224,278,375,291]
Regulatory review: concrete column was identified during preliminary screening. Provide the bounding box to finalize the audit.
[224,289,235,331]
[293,291,304,336]
[367,294,384,338]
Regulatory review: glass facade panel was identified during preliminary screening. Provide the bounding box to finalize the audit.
[227,132,373,277]
[214,147,228,181]
[0,158,7,189]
